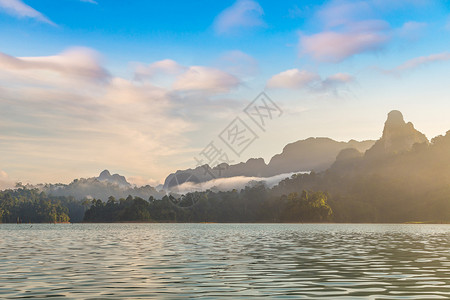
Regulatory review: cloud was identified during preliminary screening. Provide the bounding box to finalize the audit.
[0,48,196,186]
[0,47,109,81]
[0,0,55,25]
[385,52,450,74]
[133,59,185,81]
[171,171,307,194]
[80,0,98,4]
[213,0,264,34]
[133,59,241,93]
[173,66,240,93]
[216,50,259,77]
[397,21,427,40]
[266,68,353,93]
[300,20,390,63]
[266,69,319,89]
[0,48,245,186]
[298,0,407,63]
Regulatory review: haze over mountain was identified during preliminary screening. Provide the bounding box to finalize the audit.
[33,170,164,201]
[164,138,375,190]
[274,110,450,222]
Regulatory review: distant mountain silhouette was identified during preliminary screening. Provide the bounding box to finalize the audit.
[37,170,164,201]
[98,170,130,188]
[267,138,374,175]
[274,110,450,222]
[365,110,428,158]
[163,138,375,190]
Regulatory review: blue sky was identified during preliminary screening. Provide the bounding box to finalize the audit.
[0,0,450,187]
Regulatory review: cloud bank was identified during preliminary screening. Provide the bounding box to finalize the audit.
[170,172,307,195]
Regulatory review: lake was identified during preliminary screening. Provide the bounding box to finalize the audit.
[1,224,449,299]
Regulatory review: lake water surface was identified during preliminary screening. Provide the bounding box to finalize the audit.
[1,223,449,299]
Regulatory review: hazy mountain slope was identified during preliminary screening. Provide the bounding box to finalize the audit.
[273,111,450,222]
[163,138,375,189]
[267,138,375,175]
[39,170,164,201]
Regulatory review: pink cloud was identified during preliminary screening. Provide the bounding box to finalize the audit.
[386,52,450,74]
[173,66,240,93]
[300,21,390,63]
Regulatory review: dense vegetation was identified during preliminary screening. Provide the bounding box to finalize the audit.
[83,187,332,223]
[0,188,87,223]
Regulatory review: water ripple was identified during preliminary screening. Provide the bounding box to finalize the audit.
[0,224,449,298]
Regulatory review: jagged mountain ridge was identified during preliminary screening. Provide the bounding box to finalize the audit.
[164,138,375,189]
[37,170,164,201]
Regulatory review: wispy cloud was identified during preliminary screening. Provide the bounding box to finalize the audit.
[0,0,55,25]
[266,68,353,94]
[215,50,259,77]
[266,69,319,89]
[213,0,264,35]
[79,0,98,4]
[299,0,430,63]
[300,18,390,63]
[384,52,450,74]
[0,47,109,80]
[134,59,185,81]
[397,21,427,40]
[173,66,240,93]
[133,59,241,93]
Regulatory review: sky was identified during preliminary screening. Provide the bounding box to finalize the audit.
[0,0,449,188]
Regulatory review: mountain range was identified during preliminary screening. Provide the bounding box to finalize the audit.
[163,138,375,189]
[27,110,446,208]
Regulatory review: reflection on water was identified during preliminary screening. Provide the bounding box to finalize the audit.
[0,224,449,299]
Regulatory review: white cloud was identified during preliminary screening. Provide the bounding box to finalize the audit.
[0,47,109,81]
[173,66,240,93]
[133,59,241,93]
[80,0,98,4]
[266,68,353,93]
[385,52,450,74]
[266,69,319,89]
[0,0,55,25]
[213,0,264,34]
[134,59,185,81]
[172,171,306,194]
